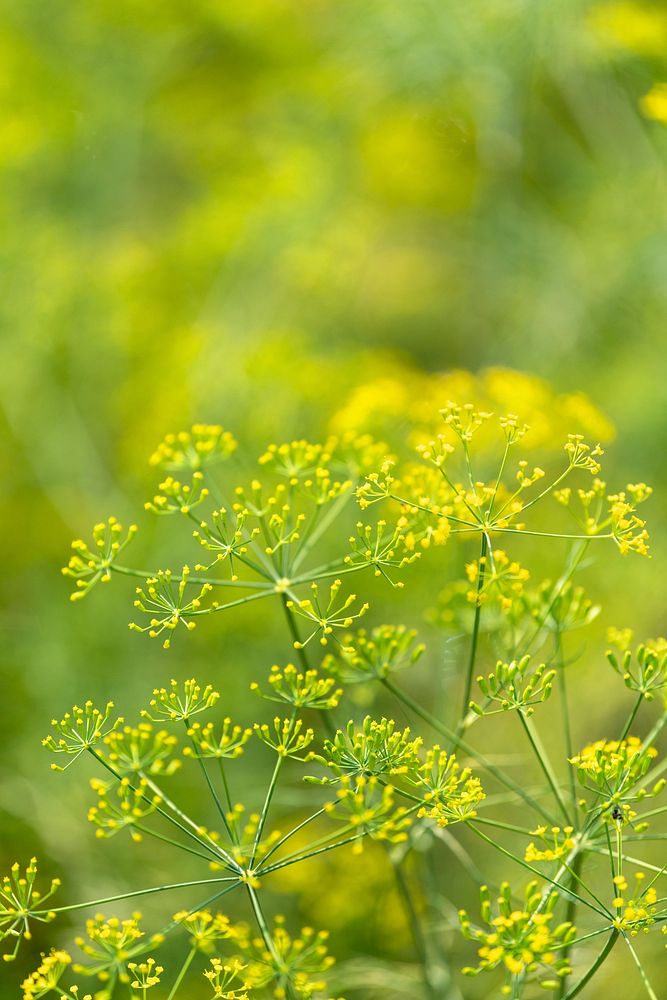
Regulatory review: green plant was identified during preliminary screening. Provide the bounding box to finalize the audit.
[5,404,665,1000]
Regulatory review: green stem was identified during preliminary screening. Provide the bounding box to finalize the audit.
[517,711,571,824]
[562,931,618,999]
[42,877,238,916]
[166,947,196,1000]
[624,934,659,1000]
[390,853,437,1000]
[455,532,488,746]
[558,852,583,1000]
[620,692,644,740]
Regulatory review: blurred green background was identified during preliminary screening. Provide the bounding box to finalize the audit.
[1,0,666,997]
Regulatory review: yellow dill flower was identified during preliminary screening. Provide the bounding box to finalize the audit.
[524,826,576,864]
[459,881,575,992]
[149,424,236,471]
[62,518,137,601]
[21,948,72,1000]
[1,859,60,962]
[251,663,342,711]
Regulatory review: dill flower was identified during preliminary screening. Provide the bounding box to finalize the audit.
[323,624,425,684]
[103,724,180,777]
[324,776,412,852]
[464,550,529,610]
[73,913,163,987]
[142,678,220,723]
[62,518,137,601]
[570,737,658,790]
[204,956,251,999]
[410,746,485,826]
[237,917,337,999]
[607,641,667,701]
[21,948,73,999]
[524,826,576,864]
[43,701,121,771]
[251,664,342,711]
[129,566,213,649]
[127,956,162,991]
[311,716,422,782]
[611,873,663,934]
[173,910,235,953]
[459,881,576,994]
[344,518,420,586]
[87,777,161,842]
[184,719,253,760]
[144,471,209,515]
[149,424,236,471]
[255,717,314,759]
[193,508,259,578]
[470,655,556,717]
[1,859,60,962]
[285,579,369,650]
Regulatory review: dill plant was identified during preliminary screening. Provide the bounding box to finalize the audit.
[4,400,666,1000]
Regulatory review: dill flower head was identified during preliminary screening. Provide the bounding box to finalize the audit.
[149,424,236,471]
[43,701,121,771]
[238,916,338,999]
[173,910,235,954]
[21,948,73,1000]
[323,775,412,852]
[470,655,556,717]
[129,566,213,649]
[411,746,485,826]
[611,873,663,934]
[145,471,209,515]
[311,716,422,782]
[285,579,369,650]
[184,718,253,760]
[103,723,180,777]
[255,717,314,759]
[524,826,576,864]
[459,881,576,994]
[323,624,425,684]
[606,641,667,701]
[344,518,421,586]
[1,859,60,962]
[62,518,137,601]
[142,677,220,723]
[251,664,342,711]
[204,956,251,999]
[128,956,162,991]
[73,912,162,984]
[570,737,658,790]
[87,777,162,843]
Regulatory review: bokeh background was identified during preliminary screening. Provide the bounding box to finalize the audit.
[1,1,666,997]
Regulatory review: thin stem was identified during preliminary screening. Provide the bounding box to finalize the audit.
[166,947,196,1000]
[455,532,488,746]
[624,934,659,1000]
[620,693,644,740]
[390,852,437,1000]
[42,877,238,916]
[562,930,618,999]
[558,852,583,1000]
[517,711,571,824]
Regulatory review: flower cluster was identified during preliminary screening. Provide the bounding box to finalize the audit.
[607,641,667,701]
[470,655,555,717]
[62,518,137,601]
[323,624,425,684]
[149,424,237,471]
[524,826,576,864]
[411,747,485,826]
[251,664,342,711]
[1,860,60,962]
[459,882,576,994]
